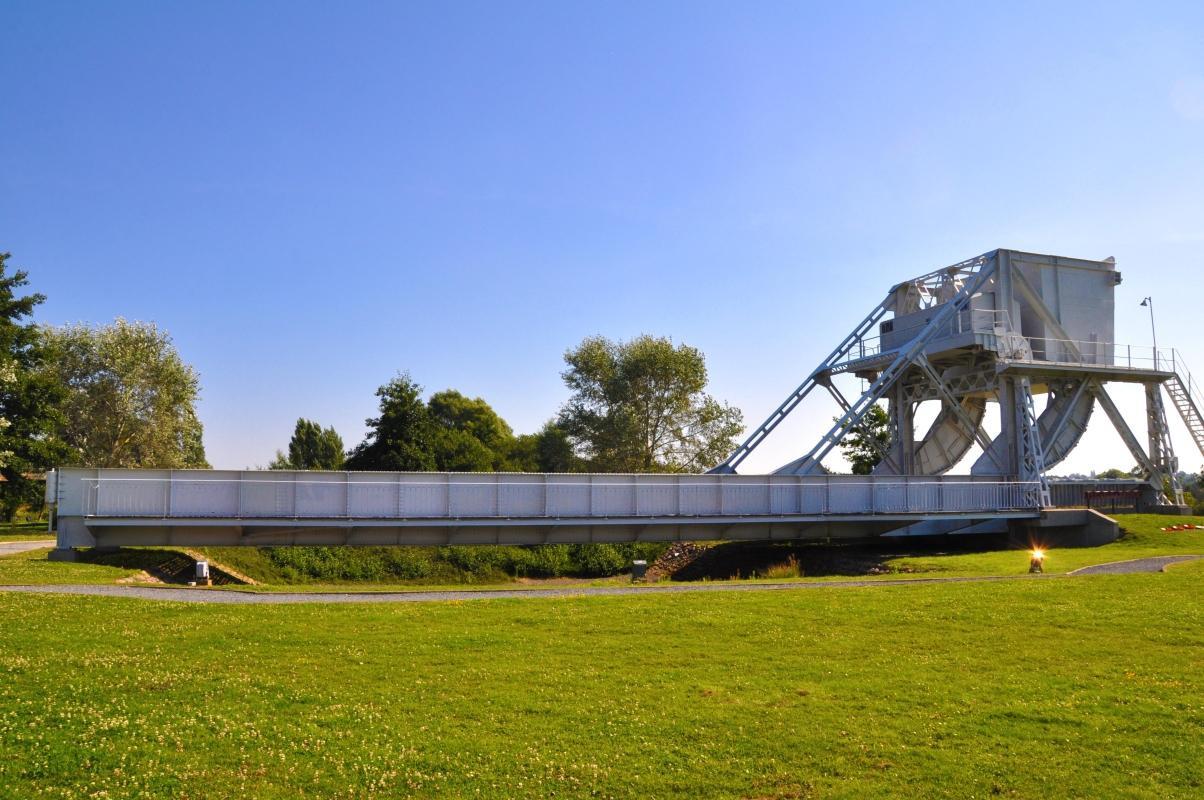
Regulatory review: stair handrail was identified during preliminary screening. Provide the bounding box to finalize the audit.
[1171,349,1204,412]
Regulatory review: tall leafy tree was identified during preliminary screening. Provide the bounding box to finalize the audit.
[428,389,517,471]
[0,360,14,468]
[270,418,344,470]
[345,373,437,471]
[0,254,69,518]
[836,403,891,475]
[557,334,743,472]
[41,319,209,469]
[347,376,574,473]
[510,422,582,473]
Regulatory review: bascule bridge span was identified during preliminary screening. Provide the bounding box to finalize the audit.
[48,249,1203,554]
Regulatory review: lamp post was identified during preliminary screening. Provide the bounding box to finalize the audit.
[1140,297,1158,370]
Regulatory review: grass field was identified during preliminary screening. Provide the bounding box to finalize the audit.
[0,521,53,541]
[887,514,1204,576]
[0,562,1200,799]
[0,548,182,585]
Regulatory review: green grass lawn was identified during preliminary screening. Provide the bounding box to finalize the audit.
[0,564,1200,799]
[0,548,182,585]
[885,514,1204,576]
[0,521,54,541]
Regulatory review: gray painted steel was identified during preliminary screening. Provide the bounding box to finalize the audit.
[51,467,1039,548]
[715,248,1203,510]
[46,247,1204,552]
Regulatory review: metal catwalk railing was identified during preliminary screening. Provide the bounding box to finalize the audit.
[1164,349,1204,458]
[75,474,1044,520]
[830,309,1181,375]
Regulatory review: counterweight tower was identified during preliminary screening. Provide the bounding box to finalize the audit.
[713,249,1203,509]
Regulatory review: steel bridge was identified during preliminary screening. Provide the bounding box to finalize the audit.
[47,248,1203,555]
[50,470,1043,548]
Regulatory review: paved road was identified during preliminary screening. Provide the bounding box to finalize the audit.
[1068,555,1203,575]
[0,540,55,556]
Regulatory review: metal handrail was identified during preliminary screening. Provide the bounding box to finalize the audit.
[1171,349,1204,412]
[832,309,1181,373]
[78,476,1045,519]
[832,308,1015,368]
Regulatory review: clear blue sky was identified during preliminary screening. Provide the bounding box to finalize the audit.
[4,1,1204,474]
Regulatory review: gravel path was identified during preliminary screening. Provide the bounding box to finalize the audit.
[1068,555,1203,575]
[0,540,55,556]
[1,554,1197,605]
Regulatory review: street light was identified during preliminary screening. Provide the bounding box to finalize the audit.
[1029,549,1045,573]
[1140,297,1158,370]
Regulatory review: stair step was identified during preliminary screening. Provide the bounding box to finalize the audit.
[1166,370,1204,457]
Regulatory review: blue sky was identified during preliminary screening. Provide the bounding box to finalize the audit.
[3,1,1204,473]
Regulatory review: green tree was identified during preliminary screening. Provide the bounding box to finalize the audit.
[557,334,743,472]
[41,319,209,469]
[347,375,586,473]
[0,360,14,468]
[428,389,515,471]
[837,403,891,475]
[345,373,437,471]
[510,422,582,473]
[0,254,69,518]
[270,418,345,470]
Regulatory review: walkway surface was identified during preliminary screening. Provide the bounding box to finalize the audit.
[0,540,55,556]
[1068,555,1203,575]
[1,555,1199,604]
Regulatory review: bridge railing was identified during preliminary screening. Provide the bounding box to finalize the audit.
[829,306,1177,374]
[76,474,1042,520]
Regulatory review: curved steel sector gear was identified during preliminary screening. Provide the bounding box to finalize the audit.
[971,381,1094,475]
[873,397,986,476]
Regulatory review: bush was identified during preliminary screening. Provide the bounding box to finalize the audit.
[513,545,574,578]
[568,543,628,577]
[762,555,802,580]
[264,546,433,582]
[213,540,674,585]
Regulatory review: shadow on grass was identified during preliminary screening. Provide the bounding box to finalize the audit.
[669,534,1026,581]
[77,548,244,585]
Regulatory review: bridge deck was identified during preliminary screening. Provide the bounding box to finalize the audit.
[50,468,1041,548]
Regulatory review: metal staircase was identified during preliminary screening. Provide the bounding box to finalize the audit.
[1164,351,1204,458]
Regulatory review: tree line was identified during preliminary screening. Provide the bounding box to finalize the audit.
[9,249,1204,517]
[274,332,744,475]
[0,254,208,518]
[0,252,745,519]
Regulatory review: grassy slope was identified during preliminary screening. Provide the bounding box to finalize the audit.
[191,514,1204,589]
[0,565,1201,799]
[886,514,1204,576]
[3,514,1201,589]
[0,548,186,585]
[0,521,54,541]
